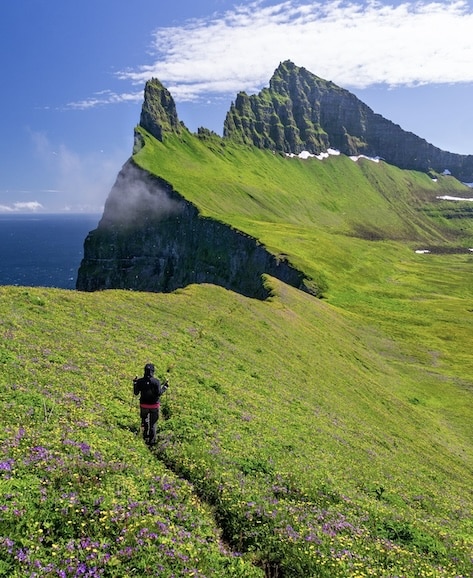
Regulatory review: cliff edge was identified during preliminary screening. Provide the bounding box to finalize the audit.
[76,160,312,298]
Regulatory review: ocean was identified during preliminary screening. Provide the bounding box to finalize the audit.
[0,213,101,290]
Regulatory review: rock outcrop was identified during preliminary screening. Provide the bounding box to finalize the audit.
[224,61,473,182]
[76,160,312,299]
[139,78,183,142]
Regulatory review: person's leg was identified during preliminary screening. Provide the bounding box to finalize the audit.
[140,408,150,443]
[148,409,159,446]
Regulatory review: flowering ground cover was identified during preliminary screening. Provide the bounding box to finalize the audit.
[1,275,472,577]
[0,288,261,577]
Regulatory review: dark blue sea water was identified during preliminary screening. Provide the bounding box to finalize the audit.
[0,214,101,289]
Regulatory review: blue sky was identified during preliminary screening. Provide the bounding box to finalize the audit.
[1,0,472,213]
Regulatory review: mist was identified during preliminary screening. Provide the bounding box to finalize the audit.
[99,160,186,227]
[30,131,128,214]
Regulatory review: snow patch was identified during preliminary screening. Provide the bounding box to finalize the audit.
[349,155,381,163]
[436,195,473,202]
[287,149,381,163]
[286,148,341,160]
[298,150,315,159]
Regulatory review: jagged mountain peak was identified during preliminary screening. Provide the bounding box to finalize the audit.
[223,60,373,155]
[269,60,335,91]
[139,78,184,142]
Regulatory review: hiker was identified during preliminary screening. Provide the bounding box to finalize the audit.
[133,363,169,446]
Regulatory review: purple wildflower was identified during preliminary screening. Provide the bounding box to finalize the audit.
[0,458,14,471]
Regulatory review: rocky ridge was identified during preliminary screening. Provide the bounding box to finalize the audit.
[224,61,473,183]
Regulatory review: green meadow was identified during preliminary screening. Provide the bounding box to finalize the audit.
[1,127,472,577]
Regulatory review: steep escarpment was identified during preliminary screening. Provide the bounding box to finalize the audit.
[224,61,473,182]
[76,160,310,298]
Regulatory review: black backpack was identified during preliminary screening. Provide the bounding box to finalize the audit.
[141,377,158,403]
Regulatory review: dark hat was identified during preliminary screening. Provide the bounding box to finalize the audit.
[144,363,155,376]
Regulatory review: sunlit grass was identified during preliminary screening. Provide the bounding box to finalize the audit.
[1,273,472,576]
[1,128,472,576]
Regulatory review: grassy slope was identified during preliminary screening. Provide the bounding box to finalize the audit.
[134,128,473,437]
[1,128,472,577]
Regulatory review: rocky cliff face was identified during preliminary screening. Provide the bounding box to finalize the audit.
[76,160,312,299]
[224,61,473,182]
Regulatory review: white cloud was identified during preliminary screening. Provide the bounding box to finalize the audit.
[0,201,44,213]
[67,89,143,110]
[0,205,14,212]
[14,201,44,211]
[118,0,473,101]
